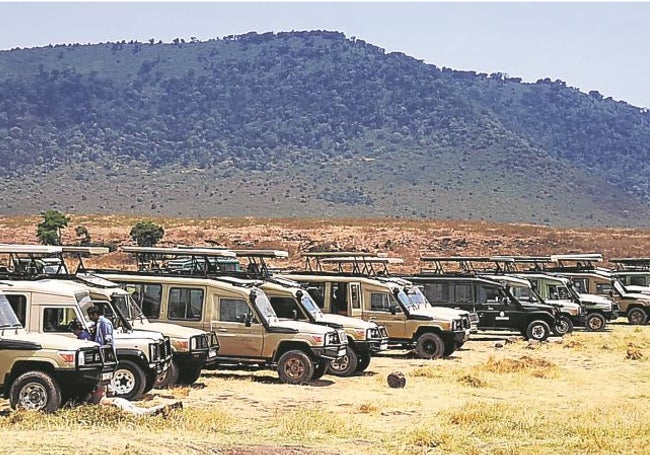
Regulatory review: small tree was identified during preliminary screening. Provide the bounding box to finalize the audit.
[36,209,70,245]
[130,221,164,247]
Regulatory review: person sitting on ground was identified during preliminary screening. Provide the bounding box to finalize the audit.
[70,320,92,341]
[87,385,183,416]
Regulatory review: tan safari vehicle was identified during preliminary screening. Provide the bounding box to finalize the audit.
[0,275,171,401]
[0,289,116,412]
[543,254,650,325]
[280,253,468,359]
[2,244,219,388]
[94,247,349,384]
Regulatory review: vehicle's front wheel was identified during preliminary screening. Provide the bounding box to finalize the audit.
[627,308,648,325]
[355,355,371,373]
[327,346,359,377]
[111,359,147,401]
[414,333,445,359]
[277,350,314,384]
[526,320,551,341]
[554,316,574,335]
[585,313,606,332]
[155,359,180,388]
[178,364,203,385]
[311,362,327,380]
[9,371,62,413]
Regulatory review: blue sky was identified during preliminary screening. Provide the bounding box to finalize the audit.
[2,2,649,107]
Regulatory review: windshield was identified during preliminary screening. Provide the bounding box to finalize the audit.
[253,289,278,323]
[299,291,324,320]
[510,285,540,303]
[395,289,416,311]
[78,295,128,330]
[113,293,147,322]
[405,287,431,310]
[0,293,22,328]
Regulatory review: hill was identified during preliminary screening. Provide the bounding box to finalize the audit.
[0,31,649,226]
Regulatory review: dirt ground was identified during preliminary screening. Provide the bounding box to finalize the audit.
[2,322,650,454]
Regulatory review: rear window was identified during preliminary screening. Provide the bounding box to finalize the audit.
[168,288,204,321]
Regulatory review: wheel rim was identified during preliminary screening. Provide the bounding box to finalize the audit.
[283,358,306,380]
[531,325,546,339]
[556,319,570,334]
[588,316,604,330]
[155,369,169,386]
[629,310,645,325]
[422,339,438,355]
[329,354,350,372]
[112,368,136,395]
[18,382,48,410]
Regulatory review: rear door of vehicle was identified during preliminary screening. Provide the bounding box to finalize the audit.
[211,294,265,359]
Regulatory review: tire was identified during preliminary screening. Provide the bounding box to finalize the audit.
[111,359,147,401]
[414,333,445,359]
[443,338,456,357]
[9,371,62,413]
[526,320,551,341]
[155,359,180,388]
[178,364,203,385]
[627,308,647,325]
[554,316,574,335]
[326,346,359,377]
[585,313,606,332]
[355,355,371,373]
[311,362,327,380]
[277,350,314,384]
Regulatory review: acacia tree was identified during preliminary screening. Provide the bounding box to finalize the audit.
[36,210,70,245]
[129,221,164,247]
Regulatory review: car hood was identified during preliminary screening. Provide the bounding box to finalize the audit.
[270,319,335,335]
[9,331,99,351]
[426,306,470,318]
[115,328,164,342]
[318,313,377,330]
[129,319,207,339]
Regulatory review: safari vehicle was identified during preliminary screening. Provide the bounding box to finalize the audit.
[498,256,618,331]
[91,247,349,384]
[280,253,468,359]
[611,258,650,293]
[0,289,115,413]
[540,254,650,325]
[0,276,171,401]
[406,257,564,341]
[226,250,389,376]
[75,273,219,387]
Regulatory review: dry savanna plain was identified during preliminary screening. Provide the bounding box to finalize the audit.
[2,215,650,454]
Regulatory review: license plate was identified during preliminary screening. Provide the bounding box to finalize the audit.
[102,372,113,381]
[379,342,388,351]
[337,348,347,357]
[208,348,217,358]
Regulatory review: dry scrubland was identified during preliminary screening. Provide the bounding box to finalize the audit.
[2,325,650,454]
[2,216,650,454]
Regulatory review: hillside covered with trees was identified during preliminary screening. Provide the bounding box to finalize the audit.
[0,31,648,226]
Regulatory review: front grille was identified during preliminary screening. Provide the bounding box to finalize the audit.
[380,327,389,338]
[162,337,172,359]
[462,317,470,330]
[82,348,103,365]
[209,331,219,349]
[191,334,209,351]
[367,327,382,340]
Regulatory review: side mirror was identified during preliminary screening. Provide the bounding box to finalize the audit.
[390,305,397,315]
[244,312,253,327]
[292,309,299,321]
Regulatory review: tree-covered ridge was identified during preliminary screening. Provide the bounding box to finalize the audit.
[0,30,648,223]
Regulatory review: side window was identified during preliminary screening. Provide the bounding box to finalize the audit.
[122,283,162,319]
[423,283,449,303]
[596,283,613,295]
[43,307,78,332]
[454,284,474,304]
[168,288,204,321]
[630,276,647,286]
[220,298,251,323]
[571,278,589,294]
[6,294,27,327]
[484,286,501,303]
[350,284,361,309]
[270,297,306,320]
[370,293,390,312]
[306,283,326,309]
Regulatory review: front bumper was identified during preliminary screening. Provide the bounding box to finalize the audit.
[311,344,348,360]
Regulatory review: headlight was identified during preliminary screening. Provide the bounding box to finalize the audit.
[149,343,159,361]
[338,330,348,344]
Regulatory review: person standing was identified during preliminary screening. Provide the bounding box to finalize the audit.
[87,306,114,346]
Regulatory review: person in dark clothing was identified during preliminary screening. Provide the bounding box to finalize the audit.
[70,320,92,341]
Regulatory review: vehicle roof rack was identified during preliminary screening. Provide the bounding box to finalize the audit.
[230,249,289,259]
[122,246,237,257]
[0,244,62,254]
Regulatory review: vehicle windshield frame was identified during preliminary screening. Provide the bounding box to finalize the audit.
[404,286,430,310]
[253,289,278,324]
[394,288,415,311]
[299,291,323,320]
[0,293,22,328]
[509,283,542,304]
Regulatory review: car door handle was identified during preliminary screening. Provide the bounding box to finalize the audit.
[218,328,228,332]
[369,317,377,321]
